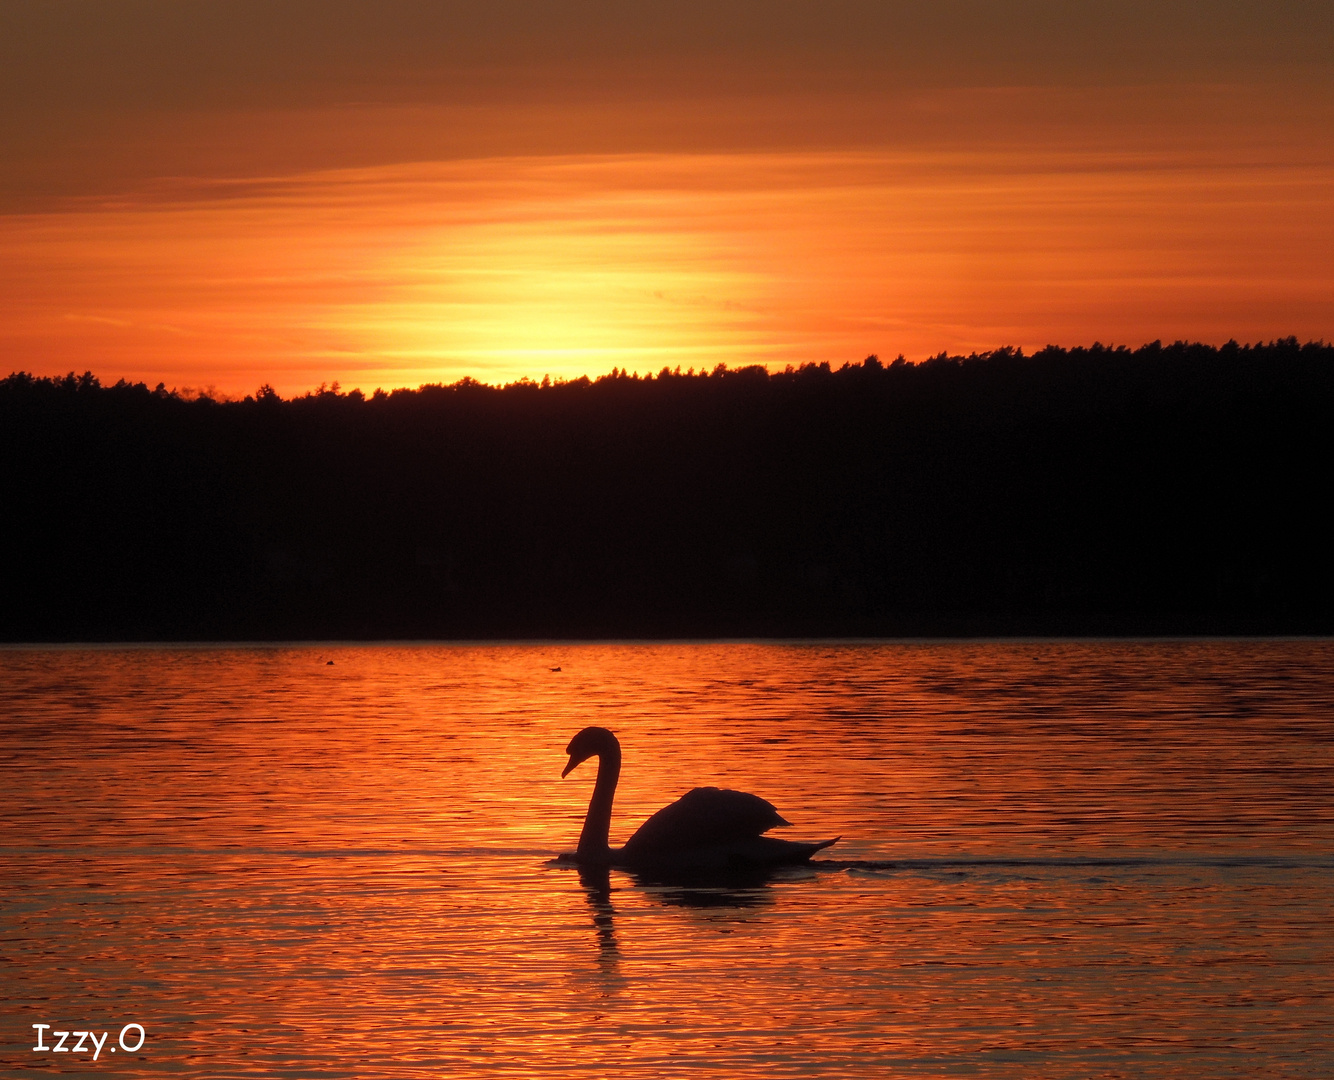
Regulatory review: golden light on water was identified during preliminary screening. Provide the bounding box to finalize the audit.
[5,642,1334,1075]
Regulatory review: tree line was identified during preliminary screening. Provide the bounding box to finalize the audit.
[2,338,1331,640]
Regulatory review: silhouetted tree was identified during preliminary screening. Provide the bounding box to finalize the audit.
[2,340,1331,640]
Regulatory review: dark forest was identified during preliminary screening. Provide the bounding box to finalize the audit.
[3,339,1331,641]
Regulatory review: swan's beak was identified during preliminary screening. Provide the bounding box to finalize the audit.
[561,754,579,778]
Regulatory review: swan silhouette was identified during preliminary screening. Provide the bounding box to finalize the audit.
[561,726,838,871]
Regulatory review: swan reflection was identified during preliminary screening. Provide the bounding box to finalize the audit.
[566,856,787,972]
[574,864,621,979]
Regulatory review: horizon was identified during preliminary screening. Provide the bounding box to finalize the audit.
[6,335,1325,403]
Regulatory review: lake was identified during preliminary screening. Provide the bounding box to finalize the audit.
[2,640,1332,1077]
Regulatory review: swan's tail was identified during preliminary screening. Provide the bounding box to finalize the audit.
[774,835,840,863]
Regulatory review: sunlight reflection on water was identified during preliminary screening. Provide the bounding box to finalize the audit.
[2,640,1332,1076]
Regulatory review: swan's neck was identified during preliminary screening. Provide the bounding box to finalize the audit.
[578,744,621,860]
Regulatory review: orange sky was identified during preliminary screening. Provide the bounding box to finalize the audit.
[2,2,1331,397]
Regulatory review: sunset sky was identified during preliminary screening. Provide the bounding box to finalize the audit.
[2,1,1331,397]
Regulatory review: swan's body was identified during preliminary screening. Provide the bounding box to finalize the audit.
[561,726,838,871]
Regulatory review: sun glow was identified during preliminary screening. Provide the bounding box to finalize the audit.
[1,148,1330,397]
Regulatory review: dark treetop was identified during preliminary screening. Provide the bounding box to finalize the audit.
[3,339,1331,641]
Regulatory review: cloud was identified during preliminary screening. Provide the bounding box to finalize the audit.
[3,1,1331,208]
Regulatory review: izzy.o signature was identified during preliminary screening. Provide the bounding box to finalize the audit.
[32,1023,145,1061]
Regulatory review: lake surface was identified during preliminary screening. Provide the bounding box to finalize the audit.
[2,640,1332,1077]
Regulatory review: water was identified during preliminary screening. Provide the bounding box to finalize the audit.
[2,640,1332,1077]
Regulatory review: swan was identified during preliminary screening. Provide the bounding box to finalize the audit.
[560,726,838,871]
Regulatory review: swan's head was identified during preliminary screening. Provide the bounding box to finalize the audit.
[562,725,620,777]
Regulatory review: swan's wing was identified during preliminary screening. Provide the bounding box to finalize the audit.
[622,787,790,857]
